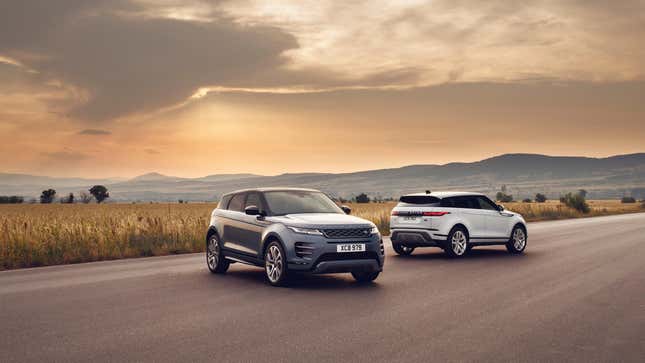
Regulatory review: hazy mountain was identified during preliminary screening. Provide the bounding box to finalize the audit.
[2,153,645,201]
[129,172,184,182]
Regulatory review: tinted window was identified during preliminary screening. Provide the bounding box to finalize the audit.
[398,195,441,207]
[218,194,232,209]
[227,193,245,212]
[264,191,343,216]
[441,196,479,209]
[244,192,263,210]
[477,196,498,211]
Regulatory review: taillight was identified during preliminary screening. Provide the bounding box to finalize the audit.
[423,211,450,217]
[392,211,450,216]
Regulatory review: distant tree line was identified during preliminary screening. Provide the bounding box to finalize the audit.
[0,196,24,204]
[35,185,110,204]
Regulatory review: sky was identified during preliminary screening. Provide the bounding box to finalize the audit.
[1,0,644,178]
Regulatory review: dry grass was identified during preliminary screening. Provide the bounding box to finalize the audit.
[0,203,214,270]
[1,200,642,270]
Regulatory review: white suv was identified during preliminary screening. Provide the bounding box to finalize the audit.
[390,192,527,257]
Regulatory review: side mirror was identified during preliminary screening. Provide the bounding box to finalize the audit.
[341,205,352,215]
[497,204,505,211]
[245,205,261,216]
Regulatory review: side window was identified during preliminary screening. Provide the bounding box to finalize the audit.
[227,193,246,212]
[440,197,456,208]
[244,193,263,211]
[477,196,498,211]
[453,196,475,209]
[218,195,232,209]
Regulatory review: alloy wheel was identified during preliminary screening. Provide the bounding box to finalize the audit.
[207,236,219,270]
[451,230,467,255]
[513,228,526,250]
[265,245,283,283]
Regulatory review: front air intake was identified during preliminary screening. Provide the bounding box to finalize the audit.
[295,242,315,259]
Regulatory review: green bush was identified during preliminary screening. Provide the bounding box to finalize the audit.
[535,193,547,203]
[560,192,590,213]
[355,193,370,203]
[496,192,513,203]
[620,196,636,203]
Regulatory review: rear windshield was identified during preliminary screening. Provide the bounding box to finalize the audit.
[398,195,441,207]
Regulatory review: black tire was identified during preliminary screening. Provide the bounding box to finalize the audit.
[264,241,290,287]
[444,226,470,258]
[206,233,229,274]
[351,271,380,283]
[506,225,527,254]
[393,244,415,256]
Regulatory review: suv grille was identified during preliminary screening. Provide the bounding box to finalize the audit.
[322,228,371,239]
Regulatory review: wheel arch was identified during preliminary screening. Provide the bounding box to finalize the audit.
[512,222,527,237]
[206,227,218,247]
[450,223,470,239]
[261,232,286,258]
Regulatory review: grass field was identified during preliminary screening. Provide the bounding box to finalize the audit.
[1,200,643,270]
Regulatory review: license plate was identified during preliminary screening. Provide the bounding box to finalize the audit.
[336,243,366,253]
[401,216,419,223]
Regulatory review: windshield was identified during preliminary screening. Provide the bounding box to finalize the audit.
[264,191,343,216]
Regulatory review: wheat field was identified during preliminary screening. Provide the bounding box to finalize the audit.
[1,200,642,270]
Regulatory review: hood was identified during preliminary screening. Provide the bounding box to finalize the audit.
[268,213,374,228]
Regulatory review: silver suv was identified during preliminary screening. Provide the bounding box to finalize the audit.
[206,188,384,286]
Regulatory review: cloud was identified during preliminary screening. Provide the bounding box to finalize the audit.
[41,148,88,162]
[222,0,645,84]
[1,0,644,124]
[0,0,298,121]
[78,129,111,136]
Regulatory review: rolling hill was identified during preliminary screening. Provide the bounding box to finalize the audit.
[2,153,645,201]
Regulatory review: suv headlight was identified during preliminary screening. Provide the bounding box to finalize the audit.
[287,226,323,236]
[370,226,380,235]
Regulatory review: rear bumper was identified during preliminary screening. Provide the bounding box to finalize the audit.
[391,228,446,247]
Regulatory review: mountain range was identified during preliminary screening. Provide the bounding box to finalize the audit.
[2,153,645,201]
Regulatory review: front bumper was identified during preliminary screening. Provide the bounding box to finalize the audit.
[286,234,384,273]
[390,228,447,247]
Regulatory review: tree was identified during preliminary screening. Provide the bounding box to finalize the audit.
[79,191,93,204]
[40,189,56,204]
[0,196,24,204]
[522,198,532,203]
[535,193,547,203]
[89,185,109,203]
[62,193,75,204]
[560,192,590,213]
[355,193,370,203]
[577,189,588,198]
[496,191,513,203]
[621,196,636,203]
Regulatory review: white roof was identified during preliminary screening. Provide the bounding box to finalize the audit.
[402,191,485,198]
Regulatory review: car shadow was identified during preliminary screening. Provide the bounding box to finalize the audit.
[208,266,383,291]
[393,246,535,261]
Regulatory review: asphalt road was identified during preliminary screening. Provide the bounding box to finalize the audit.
[2,213,644,362]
